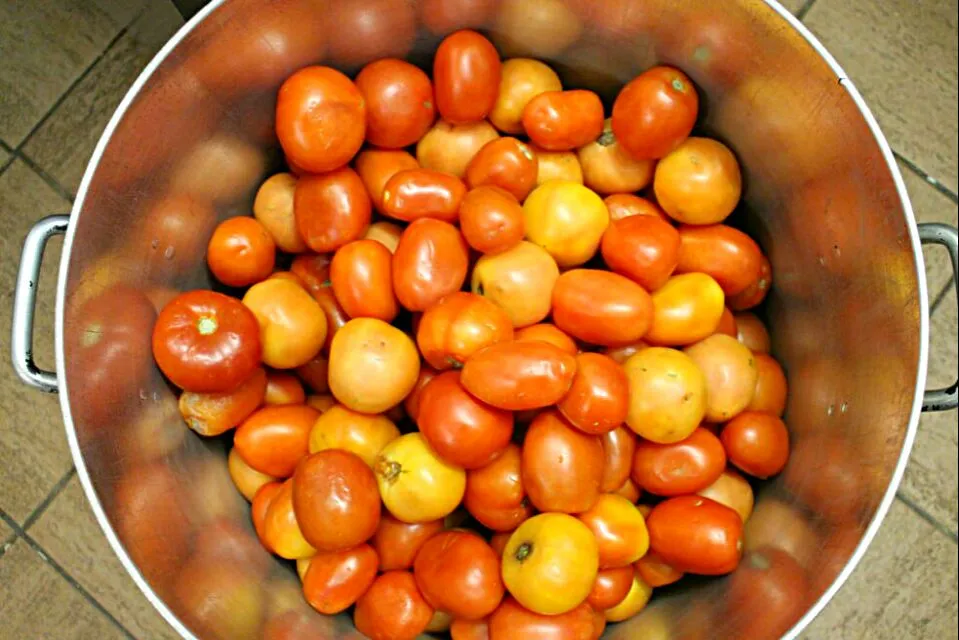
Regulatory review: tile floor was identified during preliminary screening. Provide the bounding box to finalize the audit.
[0,0,956,638]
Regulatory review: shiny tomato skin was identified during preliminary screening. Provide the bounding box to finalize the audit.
[251,482,282,552]
[465,137,538,201]
[599,426,637,493]
[654,137,742,226]
[601,214,681,292]
[587,567,634,611]
[276,66,366,173]
[611,66,698,160]
[355,58,436,149]
[242,279,328,369]
[747,353,788,416]
[392,219,470,312]
[404,366,440,423]
[355,149,421,213]
[577,119,655,196]
[551,269,653,347]
[264,371,306,406]
[372,513,444,572]
[417,291,514,370]
[721,412,790,479]
[382,169,467,223]
[234,405,318,478]
[604,193,671,222]
[461,341,577,411]
[578,494,650,569]
[645,273,726,346]
[206,217,275,288]
[414,530,505,620]
[676,224,763,297]
[153,291,261,393]
[646,495,743,575]
[262,479,317,560]
[354,571,434,640]
[697,468,755,523]
[522,90,605,151]
[417,119,501,178]
[459,186,525,255]
[522,411,604,514]
[557,353,630,435]
[634,550,683,587]
[490,57,563,134]
[488,598,597,640]
[302,544,379,614]
[295,167,372,253]
[434,30,501,124]
[330,239,398,322]
[729,253,772,310]
[464,443,532,531]
[514,323,578,355]
[631,427,727,496]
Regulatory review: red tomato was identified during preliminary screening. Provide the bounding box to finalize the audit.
[404,366,440,423]
[330,239,398,322]
[729,253,772,310]
[354,571,434,640]
[522,90,605,151]
[631,427,726,496]
[587,567,634,611]
[461,341,577,411]
[604,194,670,222]
[601,215,681,292]
[206,217,276,287]
[414,530,505,620]
[233,405,319,478]
[417,371,514,469]
[464,443,533,531]
[382,169,467,223]
[634,551,683,587]
[599,426,636,493]
[276,66,366,173]
[646,495,743,575]
[747,353,788,416]
[433,30,501,123]
[355,58,436,149]
[264,371,306,406]
[466,137,538,201]
[152,291,261,393]
[735,311,771,353]
[514,323,578,355]
[355,149,421,212]
[676,225,763,297]
[488,598,597,640]
[557,353,629,435]
[392,219,470,312]
[551,269,653,347]
[450,617,491,640]
[522,411,604,513]
[721,412,790,479]
[295,167,372,253]
[611,66,698,160]
[303,544,379,614]
[416,291,514,370]
[459,186,525,255]
[372,513,444,572]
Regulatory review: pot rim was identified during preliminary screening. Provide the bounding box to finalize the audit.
[52,1,930,638]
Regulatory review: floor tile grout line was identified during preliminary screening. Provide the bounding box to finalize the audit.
[795,0,818,21]
[0,508,22,561]
[896,152,959,205]
[895,493,958,543]
[21,467,77,532]
[15,151,77,204]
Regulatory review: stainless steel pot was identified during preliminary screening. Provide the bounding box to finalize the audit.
[10,0,959,637]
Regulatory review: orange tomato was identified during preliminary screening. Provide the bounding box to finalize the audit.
[676,224,763,297]
[262,479,317,560]
[417,119,500,178]
[522,411,604,514]
[522,90,604,151]
[254,173,308,253]
[654,138,742,225]
[514,323,578,355]
[600,214,681,292]
[330,239,398,322]
[471,241,560,327]
[308,403,400,467]
[354,571,434,640]
[646,495,743,575]
[614,478,642,504]
[228,447,276,501]
[234,404,319,477]
[459,186,525,254]
[382,168,467,223]
[393,219,470,312]
[611,65,698,161]
[577,120,656,195]
[697,468,754,523]
[604,193,670,222]
[464,443,533,531]
[490,58,563,134]
[461,341,577,411]
[623,347,707,444]
[295,167,372,253]
[747,353,788,416]
[372,513,444,572]
[587,567,634,611]
[416,291,514,370]
[355,58,436,149]
[433,30,501,124]
[404,366,440,423]
[557,353,629,435]
[531,144,584,185]
[721,412,790,479]
[735,311,771,353]
[599,426,637,493]
[414,530,505,620]
[306,394,336,413]
[375,433,466,523]
[355,149,421,212]
[466,137,538,201]
[578,495,650,568]
[302,544,379,614]
[729,253,772,310]
[551,269,653,347]
[645,273,725,346]
[684,334,758,422]
[264,371,306,406]
[523,181,609,267]
[242,278,327,369]
[363,221,405,254]
[631,427,726,496]
[603,572,653,622]
[489,598,596,640]
[178,367,267,436]
[251,482,282,552]
[634,551,683,587]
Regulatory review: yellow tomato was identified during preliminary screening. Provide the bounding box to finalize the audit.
[375,433,466,523]
[328,318,420,414]
[472,241,560,327]
[308,404,401,467]
[577,494,650,569]
[645,273,725,346]
[698,469,755,523]
[523,181,609,268]
[242,279,327,369]
[227,448,276,502]
[623,348,707,444]
[502,513,599,615]
[263,480,317,560]
[490,58,563,134]
[296,556,313,582]
[604,572,653,622]
[531,144,584,186]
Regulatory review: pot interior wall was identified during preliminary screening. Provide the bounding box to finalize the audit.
[60,0,922,637]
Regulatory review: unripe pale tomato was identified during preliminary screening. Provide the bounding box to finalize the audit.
[375,433,466,523]
[623,347,706,444]
[417,119,500,177]
[490,58,562,134]
[684,334,759,423]
[523,181,609,268]
[472,241,560,327]
[242,278,327,369]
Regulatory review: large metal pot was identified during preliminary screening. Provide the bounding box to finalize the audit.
[10,0,958,637]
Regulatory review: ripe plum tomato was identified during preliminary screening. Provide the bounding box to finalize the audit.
[611,66,698,160]
[234,404,319,478]
[729,253,772,310]
[228,447,275,501]
[417,119,500,178]
[521,411,604,514]
[601,214,681,292]
[461,341,577,411]
[599,426,637,493]
[464,443,533,531]
[262,480,317,560]
[466,137,538,201]
[330,239,398,322]
[684,334,758,422]
[603,572,653,622]
[654,137,742,225]
[501,513,599,615]
[417,371,514,469]
[433,30,501,124]
[647,495,743,575]
[623,347,707,444]
[294,167,372,253]
[721,412,790,479]
[417,291,514,370]
[382,169,467,223]
[645,273,725,346]
[522,90,604,151]
[604,193,670,222]
[355,58,435,149]
[514,323,577,355]
[206,216,276,287]
[697,468,754,523]
[254,173,307,253]
[178,366,267,437]
[557,353,629,435]
[634,551,683,587]
[577,120,656,195]
[355,149,421,213]
[153,290,261,393]
[489,598,597,640]
[242,279,327,369]
[276,66,365,174]
[328,318,420,414]
[302,544,379,615]
[308,403,400,467]
[471,241,560,327]
[392,219,469,312]
[523,181,609,268]
[747,353,788,416]
[375,433,466,523]
[631,427,726,496]
[551,269,653,347]
[459,186,525,254]
[264,371,306,405]
[578,494,650,569]
[414,530,505,620]
[735,311,771,353]
[372,513,443,572]
[531,144,584,185]
[490,58,563,134]
[676,224,762,297]
[587,567,634,611]
[354,571,434,640]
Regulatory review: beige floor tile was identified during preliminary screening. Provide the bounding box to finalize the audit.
[900,161,959,300]
[22,0,184,195]
[30,477,179,640]
[774,0,808,15]
[0,538,128,639]
[804,0,958,193]
[802,499,958,639]
[0,160,73,522]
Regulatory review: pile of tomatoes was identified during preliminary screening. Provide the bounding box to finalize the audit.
[150,27,790,640]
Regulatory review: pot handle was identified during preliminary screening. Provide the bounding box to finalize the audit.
[918,222,958,412]
[11,215,70,393]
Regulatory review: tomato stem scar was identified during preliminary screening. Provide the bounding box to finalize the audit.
[514,541,532,562]
[197,315,218,335]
